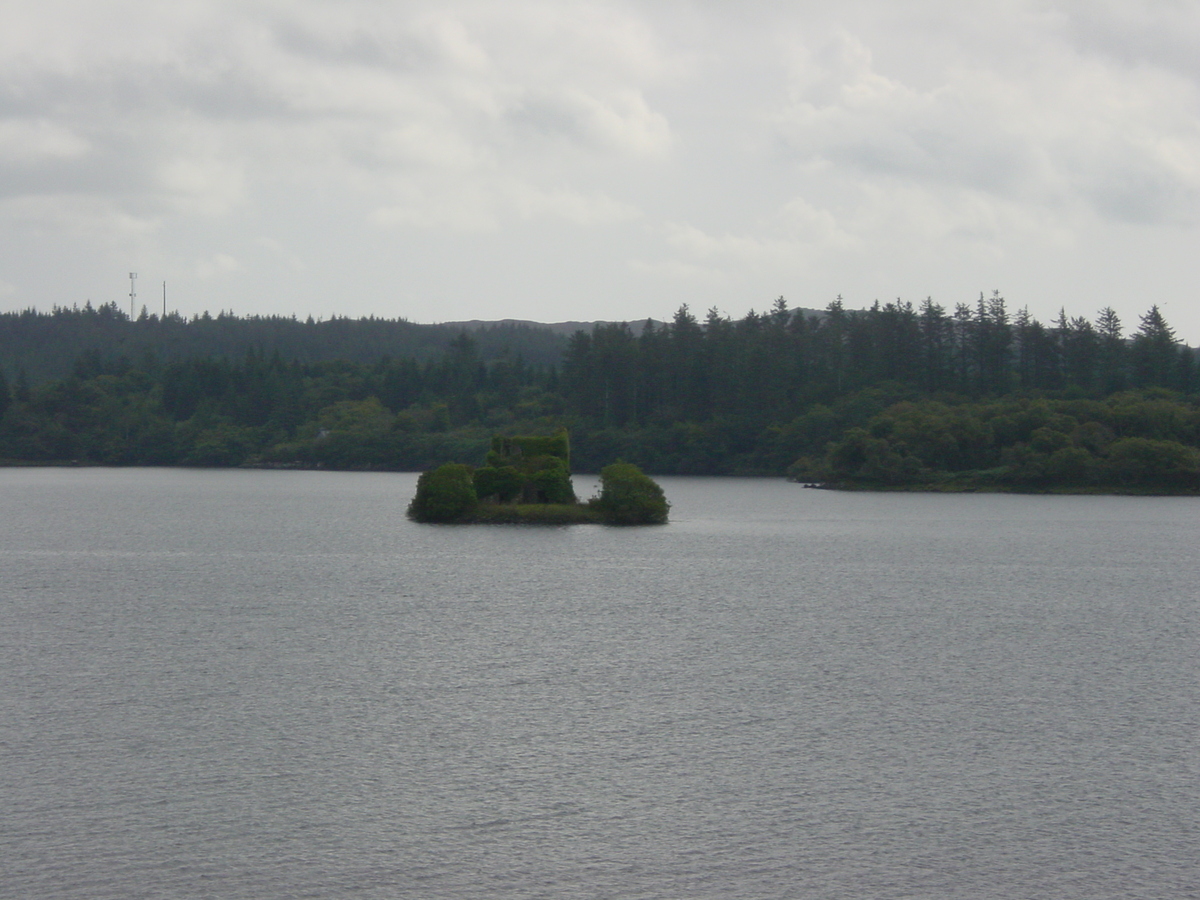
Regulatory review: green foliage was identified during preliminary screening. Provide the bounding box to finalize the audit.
[479,428,576,503]
[0,304,568,385]
[473,465,524,502]
[1106,438,1200,488]
[808,393,1200,492]
[1043,446,1096,485]
[527,456,576,504]
[181,423,256,467]
[5,297,1200,496]
[785,454,830,483]
[407,463,478,523]
[826,427,924,485]
[0,365,9,422]
[411,428,589,523]
[314,397,393,435]
[490,430,570,465]
[593,462,669,524]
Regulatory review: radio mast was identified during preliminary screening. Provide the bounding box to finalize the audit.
[129,272,137,320]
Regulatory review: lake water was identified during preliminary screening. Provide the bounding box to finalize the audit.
[1,468,1197,899]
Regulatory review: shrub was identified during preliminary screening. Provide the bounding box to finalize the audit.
[1104,438,1200,488]
[1043,446,1096,485]
[407,463,478,522]
[593,462,669,524]
[528,456,576,503]
[473,465,524,502]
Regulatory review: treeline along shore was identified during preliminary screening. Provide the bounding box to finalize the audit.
[2,294,1200,492]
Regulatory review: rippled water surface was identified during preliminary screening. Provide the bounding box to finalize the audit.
[2,468,1198,899]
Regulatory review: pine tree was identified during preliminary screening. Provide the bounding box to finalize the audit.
[1096,307,1126,393]
[0,364,9,421]
[14,368,31,403]
[918,297,952,391]
[1132,305,1178,388]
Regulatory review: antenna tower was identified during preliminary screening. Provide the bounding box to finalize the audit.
[129,272,137,320]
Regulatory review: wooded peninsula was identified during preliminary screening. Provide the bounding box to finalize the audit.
[2,294,1199,493]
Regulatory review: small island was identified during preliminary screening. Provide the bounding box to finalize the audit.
[407,429,669,525]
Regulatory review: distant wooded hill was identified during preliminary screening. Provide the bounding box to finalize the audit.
[0,303,572,384]
[0,304,820,384]
[3,294,1200,490]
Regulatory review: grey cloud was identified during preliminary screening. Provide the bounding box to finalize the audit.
[506,95,586,142]
[0,115,160,200]
[1079,149,1200,226]
[1,1,1198,339]
[775,24,1200,228]
[272,20,431,72]
[1058,2,1200,80]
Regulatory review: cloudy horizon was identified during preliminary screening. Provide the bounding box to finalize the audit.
[2,1,1198,339]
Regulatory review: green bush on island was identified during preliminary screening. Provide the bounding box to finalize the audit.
[526,456,576,504]
[472,464,524,503]
[591,462,670,525]
[407,462,478,523]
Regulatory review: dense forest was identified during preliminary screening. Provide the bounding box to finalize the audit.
[2,293,1199,491]
[0,302,567,384]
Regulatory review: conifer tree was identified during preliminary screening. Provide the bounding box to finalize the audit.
[1132,305,1178,388]
[13,368,31,403]
[0,365,9,421]
[1096,307,1126,393]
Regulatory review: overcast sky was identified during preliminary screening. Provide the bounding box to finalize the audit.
[2,0,1198,338]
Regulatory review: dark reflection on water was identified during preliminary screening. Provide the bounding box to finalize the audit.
[2,469,1198,899]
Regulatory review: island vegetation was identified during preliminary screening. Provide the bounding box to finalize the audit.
[2,294,1200,493]
[407,430,669,524]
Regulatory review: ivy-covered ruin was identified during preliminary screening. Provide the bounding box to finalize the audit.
[407,428,668,525]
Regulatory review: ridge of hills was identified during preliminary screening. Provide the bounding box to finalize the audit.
[0,305,825,384]
[442,318,662,336]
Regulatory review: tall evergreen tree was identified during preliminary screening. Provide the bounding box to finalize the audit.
[0,364,9,421]
[1096,307,1126,393]
[668,305,706,420]
[820,297,849,395]
[1132,305,1178,388]
[974,291,1012,393]
[918,297,953,391]
[14,368,31,403]
[1059,314,1099,391]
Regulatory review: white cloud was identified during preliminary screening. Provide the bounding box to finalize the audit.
[660,196,856,275]
[0,193,159,239]
[1056,0,1200,79]
[0,0,676,235]
[195,252,240,279]
[665,223,795,265]
[156,153,245,215]
[507,87,671,158]
[774,18,1200,230]
[372,177,638,233]
[0,120,90,163]
[504,182,639,225]
[777,196,857,248]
